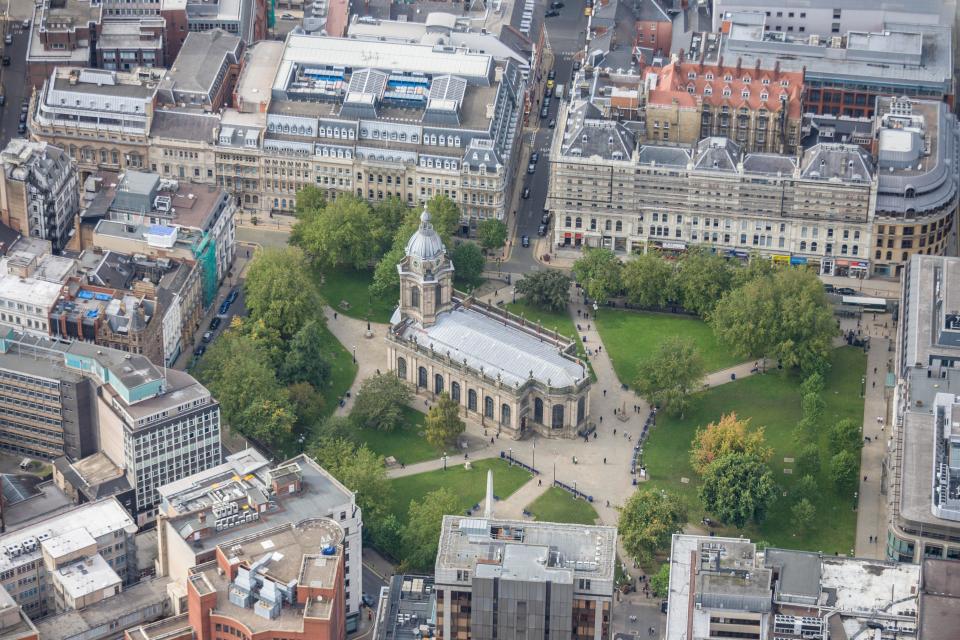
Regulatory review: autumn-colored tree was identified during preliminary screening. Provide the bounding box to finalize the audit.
[690,413,773,475]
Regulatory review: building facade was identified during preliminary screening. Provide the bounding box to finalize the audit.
[387,209,592,438]
[434,516,616,640]
[886,255,960,563]
[0,140,80,253]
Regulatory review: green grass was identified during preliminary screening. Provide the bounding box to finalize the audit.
[640,347,866,554]
[353,407,439,465]
[388,458,532,525]
[318,267,396,324]
[595,309,740,384]
[527,487,599,525]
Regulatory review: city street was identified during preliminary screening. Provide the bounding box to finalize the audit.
[0,13,30,148]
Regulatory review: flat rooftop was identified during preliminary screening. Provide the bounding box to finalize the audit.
[0,275,61,306]
[919,558,960,640]
[375,575,435,640]
[157,448,270,515]
[0,498,135,573]
[53,554,121,600]
[436,516,616,583]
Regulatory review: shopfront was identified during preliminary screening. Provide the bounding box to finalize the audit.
[658,240,687,256]
[561,232,583,247]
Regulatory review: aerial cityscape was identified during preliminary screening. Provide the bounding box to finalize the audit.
[0,0,951,638]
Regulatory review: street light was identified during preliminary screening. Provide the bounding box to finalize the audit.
[512,288,516,303]
[352,345,356,363]
[508,447,513,465]
[442,452,448,471]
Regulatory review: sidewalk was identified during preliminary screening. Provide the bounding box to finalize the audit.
[492,475,552,520]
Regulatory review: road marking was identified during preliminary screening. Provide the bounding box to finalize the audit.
[363,561,388,581]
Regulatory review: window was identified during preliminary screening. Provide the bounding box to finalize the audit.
[434,374,444,394]
[417,367,428,388]
[451,382,461,402]
[468,389,478,411]
[534,398,544,424]
[410,286,420,309]
[552,404,564,428]
[396,357,407,380]
[484,396,494,418]
[501,403,511,426]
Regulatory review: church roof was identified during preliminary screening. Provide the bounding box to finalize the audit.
[404,206,446,261]
[398,305,585,388]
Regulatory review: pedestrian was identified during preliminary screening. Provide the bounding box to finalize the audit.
[490,437,494,444]
[599,416,603,423]
[333,312,338,320]
[874,367,877,374]
[614,408,617,416]
[593,432,597,439]
[538,478,542,487]
[872,381,876,388]
[864,475,868,481]
[587,324,591,330]
[613,428,617,435]
[603,457,607,464]
[603,389,607,397]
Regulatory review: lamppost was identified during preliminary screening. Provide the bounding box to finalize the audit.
[532,437,536,473]
[508,447,513,465]
[442,452,448,471]
[352,345,357,364]
[512,288,516,304]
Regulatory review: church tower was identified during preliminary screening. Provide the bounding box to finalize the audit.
[397,204,454,327]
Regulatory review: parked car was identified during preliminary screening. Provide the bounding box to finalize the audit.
[218,300,231,315]
[22,19,30,29]
[17,123,25,135]
[18,112,26,124]
[548,119,556,129]
[4,35,11,45]
[540,106,548,118]
[209,316,222,331]
[2,56,10,67]
[836,287,857,296]
[202,331,214,343]
[548,69,556,80]
[541,212,551,225]
[281,12,296,19]
[530,152,539,163]
[361,594,376,608]
[0,96,6,107]
[193,344,207,357]
[537,224,547,236]
[226,288,239,304]
[527,162,536,174]
[823,283,836,293]
[545,9,559,16]
[545,87,553,97]
[521,235,530,248]
[522,187,531,199]
[573,60,582,71]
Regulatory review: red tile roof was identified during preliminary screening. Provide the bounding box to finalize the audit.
[647,60,803,119]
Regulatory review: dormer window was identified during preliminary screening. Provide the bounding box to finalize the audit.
[687,71,697,80]
[742,90,750,98]
[742,76,750,84]
[762,78,770,85]
[706,73,714,81]
[760,92,768,101]
[722,87,732,97]
[704,86,713,96]
[687,84,695,94]
[723,74,732,82]
[780,80,789,87]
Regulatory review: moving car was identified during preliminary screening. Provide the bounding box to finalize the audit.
[545,9,559,17]
[281,12,296,19]
[0,96,6,107]
[548,70,556,80]
[2,56,9,67]
[4,35,11,45]
[521,235,530,248]
[550,1,564,7]
[522,187,531,199]
[548,119,556,129]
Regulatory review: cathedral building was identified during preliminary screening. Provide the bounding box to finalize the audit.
[386,208,592,439]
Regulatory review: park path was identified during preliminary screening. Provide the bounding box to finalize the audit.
[491,475,552,520]
[386,448,501,479]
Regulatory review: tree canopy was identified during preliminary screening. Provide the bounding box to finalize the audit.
[351,373,413,432]
[402,487,461,570]
[673,249,734,317]
[573,248,622,302]
[711,268,836,374]
[280,320,332,389]
[699,452,777,528]
[244,247,319,339]
[830,449,859,493]
[477,219,508,251]
[309,437,392,521]
[619,488,688,565]
[690,413,772,475]
[514,270,571,312]
[424,393,466,450]
[633,337,705,416]
[450,243,485,288]
[294,195,381,270]
[829,418,862,455]
[621,253,675,310]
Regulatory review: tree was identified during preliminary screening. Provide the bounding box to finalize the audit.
[315,415,355,442]
[801,392,826,426]
[287,381,325,434]
[800,372,825,398]
[830,449,859,493]
[633,337,705,417]
[294,195,379,270]
[371,197,409,253]
[711,269,836,374]
[195,330,295,442]
[794,474,818,503]
[425,393,465,450]
[309,437,392,521]
[699,453,777,528]
[450,243,485,287]
[796,443,821,475]
[370,245,406,298]
[573,248,622,302]
[673,248,733,317]
[829,418,862,454]
[514,270,571,312]
[477,219,508,251]
[621,253,675,310]
[280,320,332,388]
[618,488,688,565]
[351,373,413,432]
[294,185,326,217]
[244,247,319,339]
[649,564,671,598]
[402,487,460,570]
[426,195,462,242]
[791,498,816,532]
[690,413,772,475]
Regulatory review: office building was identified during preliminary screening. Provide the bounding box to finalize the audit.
[886,255,960,563]
[388,208,592,437]
[713,0,951,37]
[665,534,921,640]
[0,588,38,640]
[0,140,80,253]
[127,518,346,640]
[0,498,137,618]
[156,30,242,112]
[81,169,236,306]
[713,12,954,118]
[155,451,363,632]
[871,97,959,277]
[372,575,435,640]
[434,515,616,640]
[918,559,960,640]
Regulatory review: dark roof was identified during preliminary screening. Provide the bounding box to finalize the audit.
[920,559,960,640]
[149,109,220,142]
[0,222,22,255]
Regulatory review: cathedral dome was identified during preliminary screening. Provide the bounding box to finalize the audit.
[404,206,446,261]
